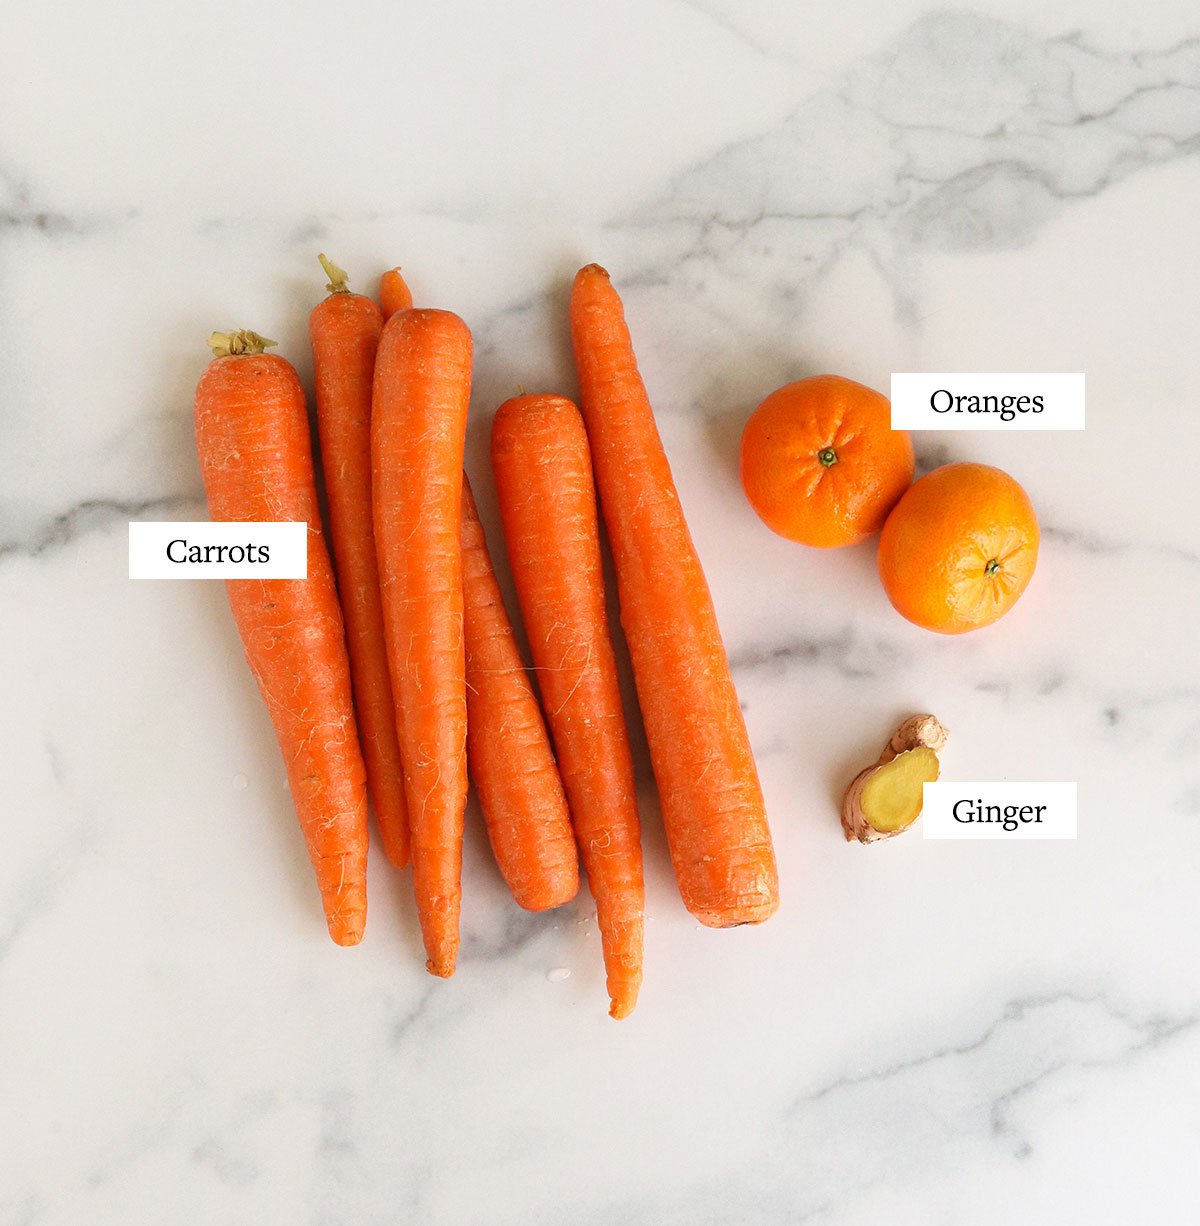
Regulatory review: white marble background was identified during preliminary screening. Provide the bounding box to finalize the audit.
[4,2,1200,1222]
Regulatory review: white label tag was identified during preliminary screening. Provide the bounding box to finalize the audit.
[890,373,1085,430]
[128,521,308,579]
[922,782,1078,840]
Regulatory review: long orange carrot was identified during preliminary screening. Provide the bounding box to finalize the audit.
[309,255,409,868]
[461,473,580,911]
[379,273,576,911]
[569,265,779,927]
[491,394,644,1019]
[195,330,368,945]
[379,267,413,320]
[372,309,472,977]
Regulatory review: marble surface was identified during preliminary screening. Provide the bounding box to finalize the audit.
[5,2,1200,1222]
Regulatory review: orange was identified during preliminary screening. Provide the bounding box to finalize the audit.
[739,375,914,547]
[877,462,1039,634]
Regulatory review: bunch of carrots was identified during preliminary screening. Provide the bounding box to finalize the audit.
[193,259,779,1019]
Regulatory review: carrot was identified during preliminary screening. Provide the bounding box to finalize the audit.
[461,473,580,911]
[379,267,413,320]
[372,309,472,977]
[309,255,409,869]
[195,330,368,946]
[378,272,576,911]
[491,394,644,1019]
[569,265,779,927]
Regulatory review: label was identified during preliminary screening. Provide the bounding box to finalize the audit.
[128,521,308,579]
[890,373,1085,430]
[922,782,1077,840]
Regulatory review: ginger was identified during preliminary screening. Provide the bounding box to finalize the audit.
[841,714,949,843]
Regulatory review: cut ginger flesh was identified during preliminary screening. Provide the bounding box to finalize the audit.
[859,747,940,832]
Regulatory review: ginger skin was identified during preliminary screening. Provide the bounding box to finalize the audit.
[841,715,949,843]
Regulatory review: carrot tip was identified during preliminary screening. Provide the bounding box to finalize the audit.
[577,262,610,280]
[609,1000,635,1021]
[691,895,780,928]
[378,266,414,319]
[377,822,411,870]
[382,846,412,871]
[331,928,365,948]
[425,956,456,979]
[515,884,580,913]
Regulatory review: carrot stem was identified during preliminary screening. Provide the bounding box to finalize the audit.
[318,253,351,294]
[207,330,276,357]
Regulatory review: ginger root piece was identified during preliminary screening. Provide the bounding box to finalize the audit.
[841,715,949,843]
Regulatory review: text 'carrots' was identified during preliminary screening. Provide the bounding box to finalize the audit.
[461,474,580,912]
[492,393,645,1019]
[309,256,410,868]
[569,264,779,928]
[195,331,369,945]
[373,308,473,977]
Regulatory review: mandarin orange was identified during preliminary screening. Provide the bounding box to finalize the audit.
[877,462,1039,634]
[739,375,914,547]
